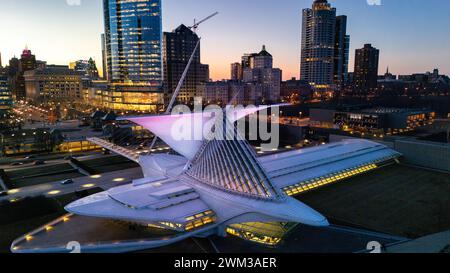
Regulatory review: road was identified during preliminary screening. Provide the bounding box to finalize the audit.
[278,117,310,127]
[0,152,115,171]
[1,167,143,203]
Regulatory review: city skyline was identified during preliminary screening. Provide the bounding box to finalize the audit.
[1,0,450,81]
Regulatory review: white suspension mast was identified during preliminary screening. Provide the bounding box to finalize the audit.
[148,12,219,152]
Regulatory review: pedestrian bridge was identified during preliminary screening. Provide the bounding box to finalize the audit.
[87,137,140,163]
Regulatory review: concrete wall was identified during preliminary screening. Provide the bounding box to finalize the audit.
[393,140,450,172]
[330,134,450,172]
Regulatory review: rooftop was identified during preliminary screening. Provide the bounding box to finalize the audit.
[298,164,450,239]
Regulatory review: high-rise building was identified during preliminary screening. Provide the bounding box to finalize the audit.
[20,47,37,72]
[354,44,380,93]
[13,47,38,101]
[103,0,164,112]
[334,15,350,89]
[300,0,349,97]
[101,33,107,80]
[0,71,12,113]
[242,46,282,103]
[300,0,336,94]
[163,24,209,104]
[8,57,20,78]
[230,62,242,81]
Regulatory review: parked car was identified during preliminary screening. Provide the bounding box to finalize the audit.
[10,162,24,166]
[61,179,74,185]
[25,155,36,159]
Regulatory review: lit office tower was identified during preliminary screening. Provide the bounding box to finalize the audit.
[0,72,12,113]
[300,0,337,95]
[103,0,163,112]
[334,16,350,89]
[354,44,380,94]
[163,24,209,104]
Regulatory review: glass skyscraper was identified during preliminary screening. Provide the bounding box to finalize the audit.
[301,0,336,92]
[103,0,163,112]
[300,0,349,97]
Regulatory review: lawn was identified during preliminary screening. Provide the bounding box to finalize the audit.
[298,164,450,239]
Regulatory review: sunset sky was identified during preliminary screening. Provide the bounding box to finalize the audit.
[0,0,449,80]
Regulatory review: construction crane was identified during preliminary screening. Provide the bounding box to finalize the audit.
[190,12,219,33]
[147,12,219,152]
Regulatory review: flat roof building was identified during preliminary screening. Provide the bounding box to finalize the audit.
[311,107,436,135]
[24,66,83,102]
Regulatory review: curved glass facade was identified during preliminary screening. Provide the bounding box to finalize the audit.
[103,0,163,112]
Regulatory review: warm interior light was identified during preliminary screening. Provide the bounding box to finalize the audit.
[113,178,125,182]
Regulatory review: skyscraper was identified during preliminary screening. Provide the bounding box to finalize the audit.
[334,16,350,89]
[0,71,12,113]
[300,0,349,96]
[14,47,37,100]
[103,0,163,112]
[8,57,20,78]
[243,46,282,103]
[354,44,380,94]
[230,62,242,81]
[300,0,336,94]
[163,24,209,104]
